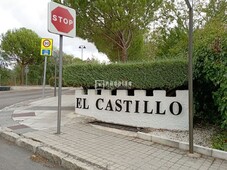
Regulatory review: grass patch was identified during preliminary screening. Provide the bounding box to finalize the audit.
[212,130,227,151]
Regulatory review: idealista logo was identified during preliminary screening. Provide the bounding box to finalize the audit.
[95,80,132,89]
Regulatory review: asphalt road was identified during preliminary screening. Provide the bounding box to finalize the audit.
[0,87,74,169]
[0,88,74,110]
[0,137,63,170]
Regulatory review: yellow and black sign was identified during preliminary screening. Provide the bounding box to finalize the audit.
[40,38,53,56]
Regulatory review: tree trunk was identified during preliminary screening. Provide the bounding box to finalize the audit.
[21,65,24,85]
[119,30,131,63]
[121,47,127,63]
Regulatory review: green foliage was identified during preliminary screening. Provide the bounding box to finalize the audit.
[49,77,66,87]
[203,0,227,23]
[9,53,80,86]
[145,0,189,59]
[0,67,11,85]
[0,28,41,85]
[155,27,188,59]
[146,0,227,60]
[194,19,227,129]
[27,64,44,85]
[127,33,146,62]
[212,130,227,151]
[63,60,187,90]
[58,0,162,62]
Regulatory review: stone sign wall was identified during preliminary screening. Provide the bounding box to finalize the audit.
[75,89,188,130]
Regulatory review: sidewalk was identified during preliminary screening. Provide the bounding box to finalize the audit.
[0,94,227,170]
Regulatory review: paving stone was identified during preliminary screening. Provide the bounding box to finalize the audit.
[1,95,227,170]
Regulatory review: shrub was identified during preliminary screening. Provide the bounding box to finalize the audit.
[194,19,227,129]
[63,59,188,90]
[49,77,66,87]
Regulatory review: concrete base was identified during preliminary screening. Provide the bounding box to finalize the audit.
[187,152,201,158]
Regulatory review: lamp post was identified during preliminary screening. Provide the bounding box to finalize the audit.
[79,45,86,60]
[185,0,194,154]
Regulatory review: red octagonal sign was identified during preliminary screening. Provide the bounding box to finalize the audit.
[48,2,76,37]
[52,7,73,33]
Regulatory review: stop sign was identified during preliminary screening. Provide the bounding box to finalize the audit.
[48,2,76,37]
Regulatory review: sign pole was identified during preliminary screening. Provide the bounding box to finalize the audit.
[42,56,47,98]
[53,50,58,97]
[25,65,29,86]
[40,38,53,98]
[57,35,63,134]
[48,1,76,134]
[26,71,28,86]
[54,58,57,97]
[188,4,194,154]
[185,0,194,154]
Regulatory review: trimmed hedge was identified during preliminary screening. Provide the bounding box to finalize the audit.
[49,77,66,87]
[63,60,188,89]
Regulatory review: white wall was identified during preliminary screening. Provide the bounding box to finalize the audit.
[75,89,189,130]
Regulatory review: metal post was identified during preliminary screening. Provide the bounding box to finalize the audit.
[188,5,194,154]
[42,56,47,98]
[53,50,58,97]
[25,72,28,86]
[0,74,1,86]
[185,0,194,154]
[54,58,57,97]
[57,35,63,134]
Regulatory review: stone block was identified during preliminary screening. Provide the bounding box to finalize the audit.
[36,146,67,165]
[212,149,227,160]
[1,131,20,142]
[137,132,152,141]
[16,138,43,153]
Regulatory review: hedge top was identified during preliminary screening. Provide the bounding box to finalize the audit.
[63,59,188,89]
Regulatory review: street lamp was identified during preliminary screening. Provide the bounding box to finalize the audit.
[184,0,194,154]
[79,45,86,60]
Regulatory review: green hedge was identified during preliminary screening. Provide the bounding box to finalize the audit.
[49,77,66,87]
[63,60,188,89]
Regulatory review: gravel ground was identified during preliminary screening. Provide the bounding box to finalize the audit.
[146,125,218,148]
[91,121,218,148]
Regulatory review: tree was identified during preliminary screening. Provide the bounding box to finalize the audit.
[202,0,227,23]
[0,28,41,85]
[193,19,227,129]
[55,0,162,62]
[146,0,189,59]
[144,0,226,59]
[190,0,227,129]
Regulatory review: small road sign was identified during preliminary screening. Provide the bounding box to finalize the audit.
[40,38,53,56]
[25,65,29,74]
[48,2,76,37]
[41,49,51,56]
[43,39,51,47]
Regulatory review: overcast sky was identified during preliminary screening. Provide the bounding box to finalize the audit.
[0,0,109,62]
